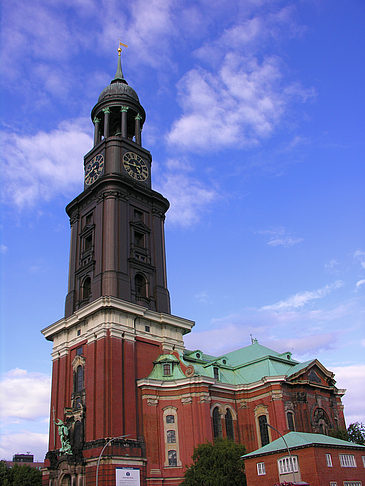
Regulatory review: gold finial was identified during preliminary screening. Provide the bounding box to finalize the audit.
[118,41,128,55]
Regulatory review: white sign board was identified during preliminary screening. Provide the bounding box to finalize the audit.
[116,467,140,486]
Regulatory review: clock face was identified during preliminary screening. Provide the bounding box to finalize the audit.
[84,154,104,185]
[123,152,149,181]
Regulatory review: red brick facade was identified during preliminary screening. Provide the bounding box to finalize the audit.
[244,445,365,486]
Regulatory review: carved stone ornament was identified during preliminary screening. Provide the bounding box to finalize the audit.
[271,390,283,400]
[296,391,307,402]
[72,355,85,372]
[181,397,193,405]
[147,398,159,406]
[185,365,194,377]
[199,395,211,403]
[239,400,248,409]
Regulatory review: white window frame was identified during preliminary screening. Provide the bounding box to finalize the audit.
[329,482,337,486]
[326,453,333,467]
[257,462,266,475]
[362,455,365,467]
[343,482,362,486]
[278,455,299,475]
[339,454,356,467]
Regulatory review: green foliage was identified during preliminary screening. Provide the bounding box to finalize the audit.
[330,422,365,445]
[181,439,247,486]
[0,461,42,486]
[347,422,365,445]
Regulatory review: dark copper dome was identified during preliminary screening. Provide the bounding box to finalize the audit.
[98,80,139,103]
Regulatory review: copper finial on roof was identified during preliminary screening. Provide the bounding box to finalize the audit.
[112,41,128,84]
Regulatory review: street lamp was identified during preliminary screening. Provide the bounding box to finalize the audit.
[266,423,296,484]
[95,434,130,486]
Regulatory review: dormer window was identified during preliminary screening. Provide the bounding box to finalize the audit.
[213,366,219,380]
[163,364,171,376]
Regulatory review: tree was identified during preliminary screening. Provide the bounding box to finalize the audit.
[0,462,42,486]
[181,439,247,486]
[347,422,365,445]
[330,422,365,445]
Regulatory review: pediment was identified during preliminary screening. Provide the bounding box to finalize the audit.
[287,360,335,387]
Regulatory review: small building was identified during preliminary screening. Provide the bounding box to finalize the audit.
[242,431,365,486]
[5,453,44,470]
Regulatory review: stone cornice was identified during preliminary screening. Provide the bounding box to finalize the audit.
[42,296,194,340]
[137,374,286,393]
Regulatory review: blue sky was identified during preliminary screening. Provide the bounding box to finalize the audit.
[1,0,364,461]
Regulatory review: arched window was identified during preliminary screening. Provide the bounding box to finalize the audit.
[287,411,295,431]
[82,277,91,300]
[258,415,269,446]
[135,273,147,298]
[212,407,222,439]
[225,408,234,440]
[75,365,84,393]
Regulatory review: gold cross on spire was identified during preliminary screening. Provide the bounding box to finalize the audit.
[118,41,128,55]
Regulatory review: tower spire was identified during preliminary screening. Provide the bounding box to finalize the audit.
[112,42,128,84]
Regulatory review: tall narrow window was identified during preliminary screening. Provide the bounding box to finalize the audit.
[287,411,295,431]
[258,415,269,446]
[225,409,234,440]
[326,453,333,467]
[75,365,84,393]
[135,273,147,298]
[82,277,91,300]
[212,407,222,438]
[134,231,144,248]
[84,234,92,251]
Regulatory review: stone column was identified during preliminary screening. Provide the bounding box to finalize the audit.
[93,117,100,146]
[121,106,129,138]
[102,107,111,139]
[135,113,142,145]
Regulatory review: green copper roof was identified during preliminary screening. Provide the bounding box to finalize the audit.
[181,341,299,385]
[147,354,186,381]
[112,50,126,84]
[287,360,314,377]
[243,432,365,458]
[146,341,333,387]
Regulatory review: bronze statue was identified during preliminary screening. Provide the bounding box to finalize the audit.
[55,419,72,455]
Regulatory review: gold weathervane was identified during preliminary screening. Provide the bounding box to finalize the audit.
[118,41,128,55]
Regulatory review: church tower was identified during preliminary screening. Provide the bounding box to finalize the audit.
[42,48,194,486]
[64,46,170,318]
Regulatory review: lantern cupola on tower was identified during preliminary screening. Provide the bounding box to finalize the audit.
[91,45,146,145]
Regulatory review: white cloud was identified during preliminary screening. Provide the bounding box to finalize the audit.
[167,5,313,152]
[332,365,365,424]
[167,54,288,151]
[154,158,217,227]
[356,279,365,289]
[0,244,8,254]
[354,250,365,270]
[0,369,50,422]
[0,431,48,462]
[258,227,303,247]
[1,119,91,208]
[261,281,344,311]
